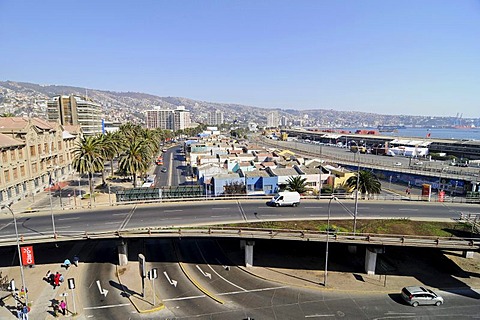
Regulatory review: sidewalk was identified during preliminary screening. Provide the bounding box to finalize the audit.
[0,261,87,320]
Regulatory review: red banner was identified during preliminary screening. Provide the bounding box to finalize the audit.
[21,246,35,266]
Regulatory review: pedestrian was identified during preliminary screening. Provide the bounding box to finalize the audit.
[49,272,55,286]
[63,259,71,270]
[16,305,22,320]
[22,304,29,320]
[53,272,61,288]
[73,255,79,267]
[59,300,66,316]
[53,302,60,317]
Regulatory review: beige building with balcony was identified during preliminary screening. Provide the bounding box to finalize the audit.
[0,117,81,206]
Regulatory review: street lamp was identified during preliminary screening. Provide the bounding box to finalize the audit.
[350,141,360,235]
[324,196,337,287]
[1,203,28,304]
[47,167,57,238]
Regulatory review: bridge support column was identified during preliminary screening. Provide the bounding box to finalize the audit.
[117,241,128,266]
[365,246,385,275]
[463,250,474,259]
[241,240,255,267]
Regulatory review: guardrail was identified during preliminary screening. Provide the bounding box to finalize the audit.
[2,226,479,250]
[12,191,479,215]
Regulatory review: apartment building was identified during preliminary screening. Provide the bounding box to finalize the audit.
[146,106,191,131]
[207,110,224,125]
[267,111,279,128]
[0,117,80,206]
[47,95,103,136]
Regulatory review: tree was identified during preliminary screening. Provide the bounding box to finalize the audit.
[0,112,14,117]
[118,139,150,187]
[72,136,105,202]
[223,181,246,195]
[98,131,123,181]
[286,176,308,194]
[346,170,382,199]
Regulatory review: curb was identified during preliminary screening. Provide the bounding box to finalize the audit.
[115,265,165,314]
[172,240,224,304]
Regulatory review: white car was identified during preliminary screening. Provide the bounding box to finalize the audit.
[394,162,402,166]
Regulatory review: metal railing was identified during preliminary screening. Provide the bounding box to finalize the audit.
[1,226,479,250]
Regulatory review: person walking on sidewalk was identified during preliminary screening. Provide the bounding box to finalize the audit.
[63,259,71,270]
[73,255,79,267]
[59,300,67,316]
[53,272,61,288]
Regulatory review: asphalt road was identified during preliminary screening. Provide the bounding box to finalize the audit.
[0,200,476,243]
[10,238,477,319]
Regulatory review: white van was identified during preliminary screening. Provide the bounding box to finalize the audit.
[267,191,301,207]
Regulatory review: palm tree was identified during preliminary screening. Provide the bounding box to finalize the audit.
[98,131,123,182]
[0,112,14,117]
[118,139,150,187]
[286,176,308,194]
[72,136,105,202]
[346,170,382,199]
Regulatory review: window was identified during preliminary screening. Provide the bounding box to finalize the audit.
[13,168,18,180]
[2,151,7,162]
[10,149,16,161]
[30,145,36,157]
[4,170,10,183]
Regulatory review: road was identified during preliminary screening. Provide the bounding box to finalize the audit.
[0,200,476,242]
[4,237,476,319]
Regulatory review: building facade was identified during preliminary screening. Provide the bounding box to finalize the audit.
[47,95,103,136]
[146,106,191,131]
[0,117,81,206]
[207,110,224,126]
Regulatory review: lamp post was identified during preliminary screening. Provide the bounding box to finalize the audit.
[324,196,337,287]
[350,141,360,235]
[48,168,57,238]
[1,203,28,303]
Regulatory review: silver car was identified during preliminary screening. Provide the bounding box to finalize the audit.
[401,286,444,307]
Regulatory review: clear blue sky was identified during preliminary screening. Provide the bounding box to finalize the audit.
[1,1,479,117]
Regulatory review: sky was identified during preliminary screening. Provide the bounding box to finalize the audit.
[1,1,479,118]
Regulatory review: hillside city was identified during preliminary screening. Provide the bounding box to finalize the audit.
[1,80,479,129]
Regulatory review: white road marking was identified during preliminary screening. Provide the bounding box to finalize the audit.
[398,209,419,211]
[112,213,127,216]
[164,210,183,212]
[83,303,130,310]
[55,226,71,229]
[105,222,120,225]
[212,208,229,210]
[305,315,336,318]
[58,217,79,221]
[163,294,206,302]
[218,285,289,296]
[210,215,223,218]
[304,207,319,209]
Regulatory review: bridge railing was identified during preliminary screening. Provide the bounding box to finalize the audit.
[2,226,479,250]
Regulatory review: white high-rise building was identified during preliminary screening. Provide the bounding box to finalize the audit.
[146,106,191,131]
[207,110,224,125]
[267,111,279,128]
[47,95,102,136]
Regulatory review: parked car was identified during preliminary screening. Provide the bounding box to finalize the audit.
[401,286,444,307]
[394,162,402,166]
[160,167,167,173]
